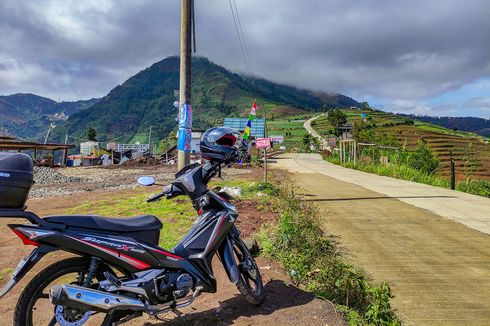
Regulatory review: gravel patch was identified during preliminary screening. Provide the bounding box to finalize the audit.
[34,166,85,185]
[28,165,252,199]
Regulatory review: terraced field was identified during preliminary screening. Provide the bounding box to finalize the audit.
[377,125,490,181]
[311,109,490,181]
[267,114,313,150]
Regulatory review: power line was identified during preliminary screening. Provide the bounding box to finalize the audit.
[232,0,255,80]
[228,0,253,77]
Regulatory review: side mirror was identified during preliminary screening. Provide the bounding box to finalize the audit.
[137,176,156,186]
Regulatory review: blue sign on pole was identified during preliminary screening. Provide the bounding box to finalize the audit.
[178,104,192,152]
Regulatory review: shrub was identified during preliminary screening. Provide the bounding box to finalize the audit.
[405,140,439,174]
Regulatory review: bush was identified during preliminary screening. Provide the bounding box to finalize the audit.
[404,140,439,174]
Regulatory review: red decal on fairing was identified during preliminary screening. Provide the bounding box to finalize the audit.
[70,236,150,270]
[151,248,184,260]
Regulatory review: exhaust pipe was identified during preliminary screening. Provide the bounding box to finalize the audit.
[50,284,146,313]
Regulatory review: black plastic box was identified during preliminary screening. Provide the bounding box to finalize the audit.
[0,152,34,209]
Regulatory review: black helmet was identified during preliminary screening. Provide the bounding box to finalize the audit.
[200,127,241,163]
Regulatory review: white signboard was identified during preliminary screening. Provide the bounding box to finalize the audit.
[270,135,284,144]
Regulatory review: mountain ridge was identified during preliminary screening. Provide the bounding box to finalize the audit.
[399,114,490,137]
[50,56,359,144]
[0,94,98,140]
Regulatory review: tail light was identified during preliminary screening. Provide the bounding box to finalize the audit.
[10,227,54,246]
[11,228,40,246]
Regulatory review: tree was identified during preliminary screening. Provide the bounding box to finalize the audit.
[302,133,312,148]
[327,109,347,136]
[87,127,97,141]
[360,101,370,110]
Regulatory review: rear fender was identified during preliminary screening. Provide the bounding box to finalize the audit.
[0,246,57,298]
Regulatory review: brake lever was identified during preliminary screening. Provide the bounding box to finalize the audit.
[147,192,165,202]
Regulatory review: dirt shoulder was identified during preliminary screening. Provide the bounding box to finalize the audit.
[271,157,490,325]
[0,172,345,325]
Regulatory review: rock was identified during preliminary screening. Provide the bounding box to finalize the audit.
[221,186,242,198]
[243,238,260,254]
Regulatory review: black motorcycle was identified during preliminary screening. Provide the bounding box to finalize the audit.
[0,154,264,325]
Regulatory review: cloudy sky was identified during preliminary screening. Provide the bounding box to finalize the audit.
[0,0,489,117]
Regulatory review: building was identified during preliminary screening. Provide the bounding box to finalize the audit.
[223,118,265,138]
[107,143,150,153]
[190,131,203,153]
[174,130,204,154]
[80,141,99,156]
[0,136,75,166]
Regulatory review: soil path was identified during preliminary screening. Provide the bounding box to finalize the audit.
[271,154,490,325]
[0,188,345,326]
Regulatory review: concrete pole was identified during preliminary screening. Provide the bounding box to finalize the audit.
[148,126,152,155]
[177,0,192,170]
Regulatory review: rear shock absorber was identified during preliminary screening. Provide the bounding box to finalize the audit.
[84,257,101,287]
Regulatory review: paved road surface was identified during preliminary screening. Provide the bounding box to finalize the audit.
[271,154,490,326]
[304,115,329,150]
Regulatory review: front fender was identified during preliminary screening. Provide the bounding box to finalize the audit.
[0,246,57,298]
[218,237,240,284]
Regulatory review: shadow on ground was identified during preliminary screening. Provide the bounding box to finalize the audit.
[148,280,317,326]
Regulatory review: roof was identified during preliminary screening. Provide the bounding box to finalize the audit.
[223,118,265,138]
[0,137,75,151]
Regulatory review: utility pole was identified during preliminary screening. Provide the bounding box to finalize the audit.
[177,0,193,170]
[148,126,152,155]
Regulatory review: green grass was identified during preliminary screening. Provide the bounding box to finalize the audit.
[267,115,313,150]
[326,155,490,197]
[0,268,13,281]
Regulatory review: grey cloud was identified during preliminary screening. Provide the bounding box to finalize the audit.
[0,0,489,108]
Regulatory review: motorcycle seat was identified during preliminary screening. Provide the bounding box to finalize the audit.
[43,215,162,232]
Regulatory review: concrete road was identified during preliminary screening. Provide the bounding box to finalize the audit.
[304,115,329,149]
[271,154,490,326]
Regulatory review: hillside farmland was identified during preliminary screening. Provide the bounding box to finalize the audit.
[312,109,490,182]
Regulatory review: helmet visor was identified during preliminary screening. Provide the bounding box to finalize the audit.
[206,128,242,146]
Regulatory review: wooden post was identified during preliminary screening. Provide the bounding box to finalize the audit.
[450,151,455,190]
[263,148,268,183]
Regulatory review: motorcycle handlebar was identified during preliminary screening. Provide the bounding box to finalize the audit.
[147,184,182,202]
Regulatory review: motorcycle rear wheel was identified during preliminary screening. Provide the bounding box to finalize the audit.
[13,257,120,326]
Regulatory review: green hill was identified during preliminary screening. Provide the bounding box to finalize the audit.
[311,109,490,181]
[0,94,98,140]
[51,56,359,144]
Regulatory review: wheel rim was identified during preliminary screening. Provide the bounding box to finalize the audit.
[27,268,106,326]
[233,240,262,294]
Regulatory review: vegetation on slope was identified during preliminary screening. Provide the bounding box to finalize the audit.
[0,94,98,140]
[312,108,490,183]
[51,56,358,145]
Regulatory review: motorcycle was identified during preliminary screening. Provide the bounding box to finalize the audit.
[0,159,264,325]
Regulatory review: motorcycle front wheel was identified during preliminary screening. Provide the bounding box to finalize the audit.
[231,237,264,305]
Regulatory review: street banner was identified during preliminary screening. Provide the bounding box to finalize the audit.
[178,103,192,152]
[256,138,271,149]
